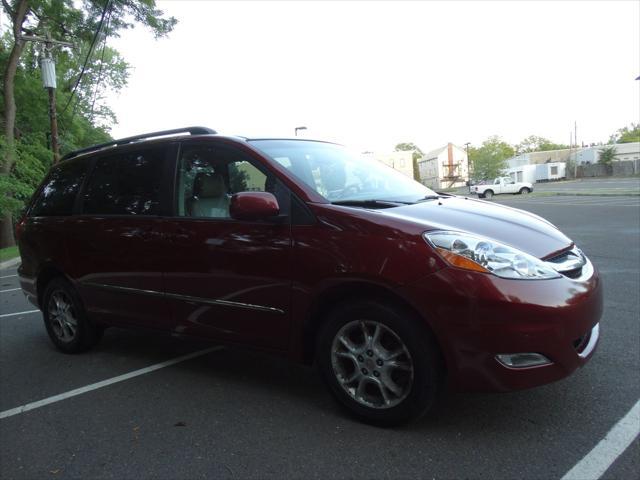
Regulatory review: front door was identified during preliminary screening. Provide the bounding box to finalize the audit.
[162,142,292,350]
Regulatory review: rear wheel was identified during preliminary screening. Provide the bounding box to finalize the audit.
[43,278,102,353]
[317,300,442,426]
[483,190,494,199]
[519,187,531,195]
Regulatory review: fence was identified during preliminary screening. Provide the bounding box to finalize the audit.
[571,160,640,178]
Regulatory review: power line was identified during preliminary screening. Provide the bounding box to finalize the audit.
[90,6,112,120]
[60,0,112,116]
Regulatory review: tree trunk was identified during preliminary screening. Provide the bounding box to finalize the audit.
[1,0,31,248]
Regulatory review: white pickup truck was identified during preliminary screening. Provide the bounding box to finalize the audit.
[470,177,533,199]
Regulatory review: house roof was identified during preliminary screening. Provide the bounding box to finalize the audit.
[419,143,467,162]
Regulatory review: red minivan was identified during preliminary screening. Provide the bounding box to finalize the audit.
[17,127,602,425]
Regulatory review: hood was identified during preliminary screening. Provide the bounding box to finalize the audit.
[380,196,572,259]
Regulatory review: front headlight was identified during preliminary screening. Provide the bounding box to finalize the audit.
[424,231,561,280]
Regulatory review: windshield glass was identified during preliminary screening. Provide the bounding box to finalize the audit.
[249,140,437,203]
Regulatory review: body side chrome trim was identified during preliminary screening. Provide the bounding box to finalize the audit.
[81,282,285,315]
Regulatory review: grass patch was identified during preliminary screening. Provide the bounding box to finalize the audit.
[0,246,20,262]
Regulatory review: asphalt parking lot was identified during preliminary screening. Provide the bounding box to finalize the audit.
[1,195,639,480]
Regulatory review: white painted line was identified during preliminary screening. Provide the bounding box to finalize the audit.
[0,309,40,318]
[0,288,21,293]
[0,275,18,279]
[0,346,223,420]
[561,399,640,480]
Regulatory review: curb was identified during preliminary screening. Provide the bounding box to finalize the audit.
[553,192,640,197]
[0,257,21,270]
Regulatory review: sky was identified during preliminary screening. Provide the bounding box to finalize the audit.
[106,0,640,153]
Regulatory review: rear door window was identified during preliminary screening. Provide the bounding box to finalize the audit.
[83,148,165,215]
[30,159,88,216]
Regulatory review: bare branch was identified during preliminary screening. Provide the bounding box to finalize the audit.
[2,0,14,19]
[12,0,31,39]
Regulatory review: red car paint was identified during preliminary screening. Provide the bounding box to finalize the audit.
[17,133,601,392]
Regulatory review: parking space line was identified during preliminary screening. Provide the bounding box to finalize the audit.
[0,346,223,420]
[561,399,640,480]
[0,275,18,279]
[0,288,21,293]
[0,309,40,318]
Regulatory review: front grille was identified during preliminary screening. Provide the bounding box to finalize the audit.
[562,267,583,279]
[546,246,586,279]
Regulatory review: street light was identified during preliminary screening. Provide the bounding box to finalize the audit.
[295,126,307,136]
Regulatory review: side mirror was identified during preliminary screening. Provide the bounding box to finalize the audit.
[229,192,280,221]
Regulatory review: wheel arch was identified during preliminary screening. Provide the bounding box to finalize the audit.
[36,264,72,309]
[301,280,446,371]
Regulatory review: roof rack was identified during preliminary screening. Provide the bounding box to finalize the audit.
[61,126,217,161]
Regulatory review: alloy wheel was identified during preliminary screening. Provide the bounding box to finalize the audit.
[331,320,414,409]
[48,291,78,342]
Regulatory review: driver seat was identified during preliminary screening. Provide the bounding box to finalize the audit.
[189,173,229,218]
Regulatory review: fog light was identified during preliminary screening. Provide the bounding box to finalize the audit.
[496,353,551,368]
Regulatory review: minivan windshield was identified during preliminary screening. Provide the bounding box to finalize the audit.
[250,140,438,204]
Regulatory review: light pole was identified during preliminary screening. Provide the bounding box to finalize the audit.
[294,126,307,137]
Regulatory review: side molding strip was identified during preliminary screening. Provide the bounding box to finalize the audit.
[82,282,285,315]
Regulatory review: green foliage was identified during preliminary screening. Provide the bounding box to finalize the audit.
[469,136,514,181]
[394,142,423,181]
[598,146,617,165]
[0,0,176,224]
[516,135,569,154]
[609,123,640,144]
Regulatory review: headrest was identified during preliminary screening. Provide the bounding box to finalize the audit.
[194,173,226,198]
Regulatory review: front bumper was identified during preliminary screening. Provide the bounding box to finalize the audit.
[400,257,603,392]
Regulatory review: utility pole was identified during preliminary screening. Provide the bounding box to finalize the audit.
[464,142,471,182]
[19,33,73,163]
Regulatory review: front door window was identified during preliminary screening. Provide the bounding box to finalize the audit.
[176,145,286,218]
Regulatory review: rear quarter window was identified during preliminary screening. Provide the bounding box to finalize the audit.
[30,159,88,217]
[82,148,165,216]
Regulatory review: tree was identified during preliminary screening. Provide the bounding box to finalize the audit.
[1,0,177,248]
[515,135,569,154]
[609,123,640,144]
[394,142,423,181]
[598,146,617,165]
[469,136,514,181]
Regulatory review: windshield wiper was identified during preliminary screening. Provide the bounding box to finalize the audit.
[332,199,411,208]
[415,195,442,202]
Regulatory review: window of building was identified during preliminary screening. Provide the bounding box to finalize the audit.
[550,166,558,175]
[30,159,88,216]
[82,148,165,215]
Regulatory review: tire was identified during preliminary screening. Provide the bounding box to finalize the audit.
[483,190,494,199]
[316,300,443,426]
[42,277,102,353]
[519,187,530,195]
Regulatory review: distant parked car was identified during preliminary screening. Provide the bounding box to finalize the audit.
[17,127,600,426]
[470,176,533,199]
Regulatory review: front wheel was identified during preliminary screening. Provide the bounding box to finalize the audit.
[317,300,443,426]
[43,278,102,353]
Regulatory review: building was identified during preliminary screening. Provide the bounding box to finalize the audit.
[571,142,640,165]
[418,143,469,190]
[506,143,640,168]
[506,148,572,169]
[364,151,415,179]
